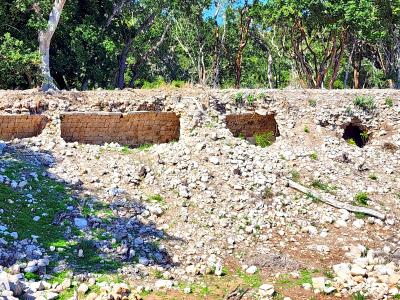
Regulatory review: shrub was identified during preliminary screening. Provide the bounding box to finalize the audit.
[291,170,300,182]
[308,99,317,107]
[254,131,274,148]
[141,76,166,89]
[310,152,318,160]
[304,126,310,133]
[368,174,377,180]
[247,95,255,105]
[385,97,394,107]
[354,96,376,111]
[233,92,244,104]
[354,192,369,206]
[360,131,369,143]
[347,138,356,146]
[171,80,185,88]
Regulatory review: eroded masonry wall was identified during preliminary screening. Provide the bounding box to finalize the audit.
[60,112,180,146]
[0,115,48,140]
[226,114,279,137]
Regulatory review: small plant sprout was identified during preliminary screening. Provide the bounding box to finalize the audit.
[308,99,317,107]
[291,170,300,182]
[347,138,356,146]
[233,92,244,104]
[310,152,318,160]
[368,174,378,180]
[385,97,394,107]
[246,94,255,105]
[254,131,274,148]
[360,131,369,144]
[353,192,369,206]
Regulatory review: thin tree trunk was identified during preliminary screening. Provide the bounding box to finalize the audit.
[235,8,252,89]
[267,52,273,89]
[396,28,400,89]
[38,0,66,91]
[117,37,132,89]
[344,42,356,88]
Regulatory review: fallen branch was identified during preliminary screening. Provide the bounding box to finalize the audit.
[287,179,386,220]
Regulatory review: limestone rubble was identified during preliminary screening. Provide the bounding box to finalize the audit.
[0,88,399,299]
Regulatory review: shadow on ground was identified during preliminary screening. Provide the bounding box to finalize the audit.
[0,141,181,279]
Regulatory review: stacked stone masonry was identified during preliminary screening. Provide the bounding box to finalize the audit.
[0,115,48,140]
[60,112,180,146]
[225,113,280,138]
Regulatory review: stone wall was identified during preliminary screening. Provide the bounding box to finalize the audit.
[0,115,48,140]
[225,114,279,138]
[60,112,180,146]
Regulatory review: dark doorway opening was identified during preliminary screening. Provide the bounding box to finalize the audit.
[342,122,369,148]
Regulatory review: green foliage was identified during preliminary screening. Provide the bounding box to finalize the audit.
[254,131,275,148]
[353,192,369,206]
[347,138,357,146]
[137,143,153,151]
[352,292,366,300]
[246,94,255,105]
[368,174,378,180]
[308,99,317,107]
[0,0,399,89]
[233,93,244,104]
[310,152,318,160]
[236,269,263,288]
[360,131,369,143]
[147,194,165,204]
[142,76,166,89]
[276,269,315,288]
[290,170,301,182]
[354,96,376,111]
[304,126,310,133]
[25,272,40,281]
[120,146,132,154]
[385,98,394,107]
[0,33,40,89]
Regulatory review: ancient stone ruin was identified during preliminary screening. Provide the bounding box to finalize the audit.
[60,112,180,146]
[0,115,48,140]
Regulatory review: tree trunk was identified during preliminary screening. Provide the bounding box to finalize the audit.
[38,0,66,91]
[117,37,132,89]
[235,8,252,89]
[395,28,400,89]
[344,42,356,88]
[267,52,273,89]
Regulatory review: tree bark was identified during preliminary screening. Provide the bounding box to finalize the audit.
[235,5,252,89]
[38,0,66,91]
[267,52,273,89]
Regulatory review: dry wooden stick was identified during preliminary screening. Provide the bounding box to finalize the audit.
[287,179,386,220]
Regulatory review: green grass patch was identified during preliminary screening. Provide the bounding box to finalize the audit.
[236,269,262,288]
[147,194,165,204]
[276,269,315,288]
[354,96,376,111]
[353,192,369,206]
[309,152,318,160]
[254,131,275,148]
[120,145,132,154]
[385,97,394,107]
[137,143,153,151]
